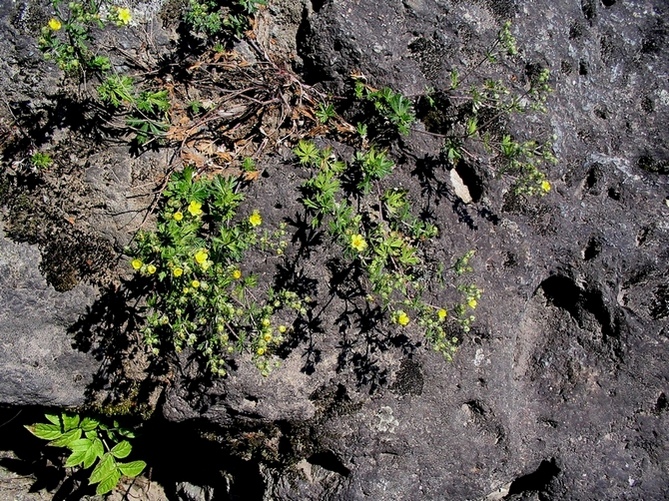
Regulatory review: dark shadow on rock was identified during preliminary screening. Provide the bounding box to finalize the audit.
[506,458,561,497]
[67,279,166,413]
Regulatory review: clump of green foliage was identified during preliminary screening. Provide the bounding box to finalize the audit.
[184,0,267,39]
[38,0,131,73]
[295,140,480,357]
[423,21,556,195]
[354,79,416,136]
[129,167,302,376]
[26,411,146,496]
[97,74,171,145]
[30,152,53,169]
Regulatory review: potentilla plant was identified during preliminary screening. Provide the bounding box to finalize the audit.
[295,140,480,359]
[130,167,303,376]
[38,0,132,73]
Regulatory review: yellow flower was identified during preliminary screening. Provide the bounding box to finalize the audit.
[256,347,266,356]
[116,7,132,25]
[541,180,551,193]
[350,234,368,252]
[437,308,448,321]
[146,264,157,275]
[278,325,287,334]
[261,318,270,327]
[183,287,190,294]
[263,333,272,342]
[194,249,208,264]
[173,267,183,277]
[188,201,203,217]
[48,18,62,31]
[248,210,262,227]
[232,269,242,280]
[191,280,200,289]
[131,259,142,270]
[173,211,183,221]
[468,298,478,309]
[396,310,410,326]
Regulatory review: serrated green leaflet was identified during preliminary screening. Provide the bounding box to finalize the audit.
[89,453,117,485]
[111,440,132,459]
[44,413,61,426]
[61,413,80,431]
[118,460,146,478]
[26,423,63,441]
[67,438,93,452]
[96,468,121,496]
[83,444,101,469]
[80,417,99,432]
[49,428,82,447]
[65,449,88,468]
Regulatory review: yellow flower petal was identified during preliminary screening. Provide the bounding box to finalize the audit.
[173,211,183,221]
[173,267,183,277]
[131,259,142,270]
[147,264,157,275]
[232,269,242,280]
[191,280,200,289]
[437,308,448,321]
[541,180,551,193]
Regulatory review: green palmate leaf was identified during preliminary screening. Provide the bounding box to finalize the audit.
[85,430,98,439]
[49,428,82,447]
[26,423,62,441]
[89,453,117,485]
[96,468,121,496]
[110,440,132,459]
[118,460,146,478]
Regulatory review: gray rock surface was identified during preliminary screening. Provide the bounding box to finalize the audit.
[0,0,668,500]
[0,225,98,406]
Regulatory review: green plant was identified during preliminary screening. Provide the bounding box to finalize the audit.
[296,140,478,358]
[129,167,304,376]
[30,152,53,169]
[126,89,172,145]
[315,102,336,124]
[354,80,416,135]
[98,74,136,108]
[184,0,266,39]
[26,411,146,496]
[38,0,130,73]
[421,22,556,195]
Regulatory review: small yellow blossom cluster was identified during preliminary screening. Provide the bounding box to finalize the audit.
[194,248,211,271]
[541,180,551,193]
[131,259,156,275]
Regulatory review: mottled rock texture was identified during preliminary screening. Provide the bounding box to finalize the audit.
[0,0,668,500]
